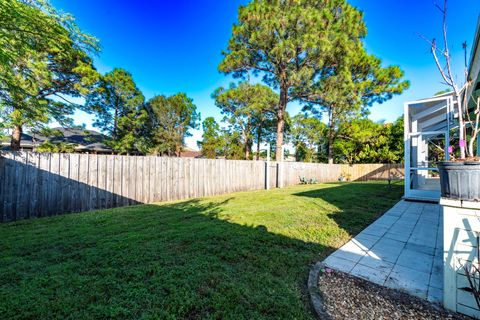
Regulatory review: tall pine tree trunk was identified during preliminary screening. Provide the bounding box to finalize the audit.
[256,127,262,160]
[244,138,250,160]
[10,124,23,151]
[113,101,119,140]
[275,86,287,161]
[327,107,334,164]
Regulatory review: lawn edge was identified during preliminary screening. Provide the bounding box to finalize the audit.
[308,261,330,319]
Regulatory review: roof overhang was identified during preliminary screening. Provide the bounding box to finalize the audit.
[405,93,454,136]
[467,15,480,106]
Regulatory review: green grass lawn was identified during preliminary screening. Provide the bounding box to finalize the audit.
[0,181,403,319]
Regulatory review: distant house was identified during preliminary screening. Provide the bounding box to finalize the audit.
[179,147,202,158]
[1,127,114,154]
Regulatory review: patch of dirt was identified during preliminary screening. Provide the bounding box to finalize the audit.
[450,157,480,163]
[316,268,470,320]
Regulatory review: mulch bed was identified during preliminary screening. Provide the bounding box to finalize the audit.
[315,267,470,319]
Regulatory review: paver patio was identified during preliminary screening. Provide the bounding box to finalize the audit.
[323,200,443,303]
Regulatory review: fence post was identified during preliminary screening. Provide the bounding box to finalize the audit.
[265,147,270,190]
[278,145,284,188]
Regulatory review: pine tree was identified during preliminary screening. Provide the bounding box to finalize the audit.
[86,68,146,154]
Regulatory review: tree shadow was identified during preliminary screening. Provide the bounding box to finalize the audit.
[293,182,404,236]
[352,164,404,181]
[0,197,332,319]
[0,154,141,222]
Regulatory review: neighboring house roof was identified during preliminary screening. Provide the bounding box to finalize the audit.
[75,143,113,153]
[1,127,113,153]
[180,147,202,158]
[1,132,44,149]
[31,127,106,146]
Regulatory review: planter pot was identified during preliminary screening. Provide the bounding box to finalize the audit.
[438,161,480,201]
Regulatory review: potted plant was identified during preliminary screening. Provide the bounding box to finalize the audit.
[438,160,480,201]
[425,1,480,201]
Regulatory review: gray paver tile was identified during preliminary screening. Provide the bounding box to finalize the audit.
[361,224,388,237]
[374,237,405,250]
[384,210,403,217]
[330,241,367,263]
[369,238,405,263]
[388,224,414,236]
[429,266,443,290]
[358,253,394,273]
[351,263,389,285]
[404,242,435,256]
[323,255,356,273]
[353,234,380,249]
[408,234,436,249]
[429,253,443,290]
[435,231,443,250]
[417,216,438,229]
[427,286,443,303]
[395,217,418,228]
[375,215,399,228]
[401,212,421,219]
[423,204,440,211]
[384,231,410,242]
[392,200,410,210]
[322,200,444,304]
[385,264,430,299]
[396,249,434,273]
[404,209,422,216]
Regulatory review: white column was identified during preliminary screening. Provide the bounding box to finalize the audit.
[441,198,480,318]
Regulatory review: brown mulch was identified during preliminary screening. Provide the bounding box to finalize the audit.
[316,268,470,320]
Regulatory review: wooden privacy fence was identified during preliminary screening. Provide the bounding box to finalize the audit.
[0,152,403,222]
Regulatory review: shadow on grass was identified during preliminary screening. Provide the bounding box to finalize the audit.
[293,182,403,236]
[0,198,329,320]
[0,182,403,319]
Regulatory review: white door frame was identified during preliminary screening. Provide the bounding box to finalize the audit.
[403,96,453,202]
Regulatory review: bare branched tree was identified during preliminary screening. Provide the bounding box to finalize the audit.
[422,0,479,159]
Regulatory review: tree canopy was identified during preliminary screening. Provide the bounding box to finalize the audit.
[1,0,409,164]
[197,117,225,159]
[145,93,200,156]
[86,68,146,154]
[219,0,371,161]
[0,0,100,150]
[300,46,409,163]
[333,117,404,164]
[213,82,278,159]
[288,113,326,162]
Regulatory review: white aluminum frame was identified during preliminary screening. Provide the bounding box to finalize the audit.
[404,95,454,201]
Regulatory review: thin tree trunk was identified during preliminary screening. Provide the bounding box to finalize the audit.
[469,98,480,157]
[10,124,22,151]
[245,138,250,160]
[455,91,467,159]
[176,144,181,157]
[256,127,262,160]
[113,100,119,140]
[275,86,287,161]
[327,107,335,164]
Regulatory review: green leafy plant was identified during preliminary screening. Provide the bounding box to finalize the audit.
[36,140,77,153]
[300,177,318,184]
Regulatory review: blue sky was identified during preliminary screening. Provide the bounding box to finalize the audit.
[52,0,480,149]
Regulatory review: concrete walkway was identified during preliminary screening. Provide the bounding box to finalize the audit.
[323,200,443,303]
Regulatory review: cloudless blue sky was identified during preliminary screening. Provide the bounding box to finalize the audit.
[52,0,480,149]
